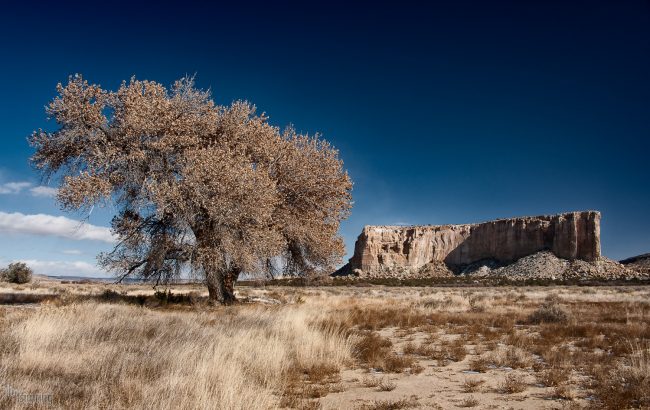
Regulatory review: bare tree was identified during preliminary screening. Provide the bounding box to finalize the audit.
[30,75,352,304]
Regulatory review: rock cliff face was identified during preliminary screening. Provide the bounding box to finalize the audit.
[344,211,601,276]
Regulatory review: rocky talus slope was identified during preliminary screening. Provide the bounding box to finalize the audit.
[620,253,650,275]
[461,251,644,280]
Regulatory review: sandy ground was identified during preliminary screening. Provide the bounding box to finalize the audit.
[322,330,581,409]
[1,280,648,409]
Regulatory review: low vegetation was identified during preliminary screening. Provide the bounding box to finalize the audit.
[526,296,570,324]
[0,282,649,408]
[0,262,32,284]
[461,377,484,393]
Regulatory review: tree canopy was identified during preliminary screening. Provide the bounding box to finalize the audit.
[30,75,352,303]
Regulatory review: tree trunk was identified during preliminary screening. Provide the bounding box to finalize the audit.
[205,267,241,305]
[223,266,241,303]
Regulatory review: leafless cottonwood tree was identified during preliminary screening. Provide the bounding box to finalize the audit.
[30,75,352,304]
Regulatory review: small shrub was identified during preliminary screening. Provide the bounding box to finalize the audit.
[151,290,199,306]
[498,373,526,394]
[353,332,417,373]
[459,396,479,407]
[300,384,330,398]
[1,262,33,284]
[410,343,435,358]
[279,395,320,409]
[427,338,467,364]
[328,383,346,393]
[485,346,532,369]
[301,362,340,384]
[187,291,202,305]
[447,340,468,362]
[462,377,485,393]
[357,395,419,410]
[527,302,569,324]
[362,376,381,388]
[380,353,416,373]
[552,384,577,400]
[377,378,397,391]
[537,367,570,387]
[100,289,123,301]
[502,346,533,369]
[353,332,392,365]
[540,345,572,368]
[468,357,489,372]
[402,342,417,355]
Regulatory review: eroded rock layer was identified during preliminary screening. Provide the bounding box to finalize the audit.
[346,211,601,276]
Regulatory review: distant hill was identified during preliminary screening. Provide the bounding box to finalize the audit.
[620,253,650,273]
[45,275,198,284]
[47,275,114,283]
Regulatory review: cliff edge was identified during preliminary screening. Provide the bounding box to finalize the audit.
[336,211,606,278]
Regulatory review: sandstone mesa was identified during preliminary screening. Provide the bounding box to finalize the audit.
[334,211,645,280]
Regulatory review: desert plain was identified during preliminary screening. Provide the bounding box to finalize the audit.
[1,279,649,409]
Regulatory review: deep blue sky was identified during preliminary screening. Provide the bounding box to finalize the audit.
[0,1,648,276]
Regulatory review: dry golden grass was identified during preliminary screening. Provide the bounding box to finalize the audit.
[537,366,571,387]
[498,373,527,394]
[0,300,350,409]
[1,282,649,408]
[361,376,381,388]
[468,356,489,373]
[356,395,419,410]
[376,378,397,392]
[458,395,479,407]
[486,345,533,369]
[461,377,485,393]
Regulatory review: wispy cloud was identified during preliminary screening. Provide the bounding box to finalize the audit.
[29,186,58,197]
[0,181,32,194]
[0,211,116,243]
[62,249,83,255]
[8,259,108,278]
[0,181,58,197]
